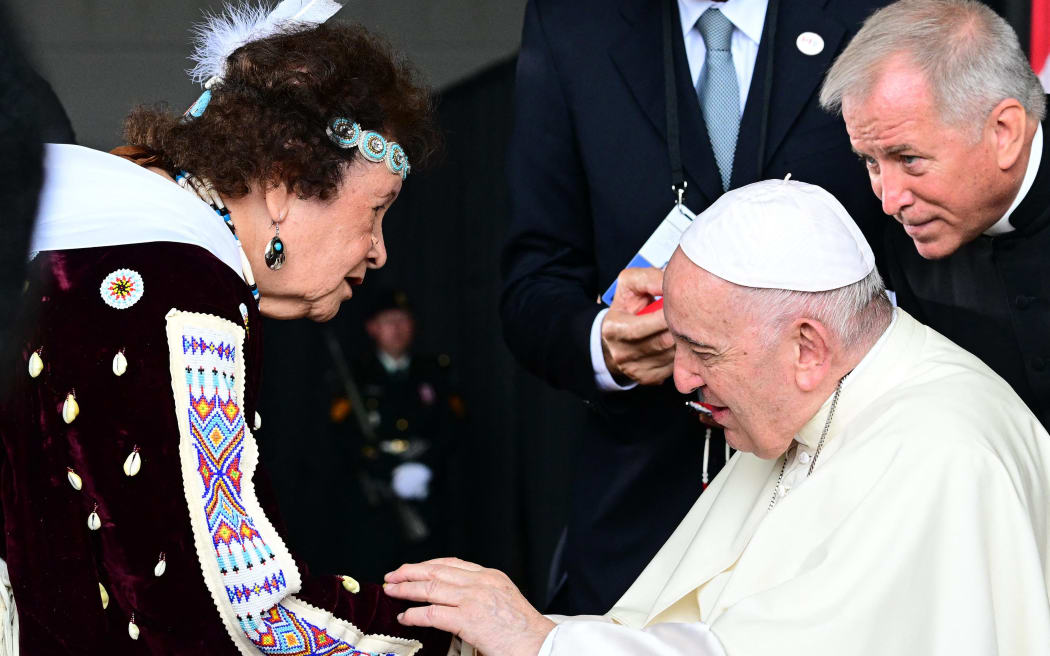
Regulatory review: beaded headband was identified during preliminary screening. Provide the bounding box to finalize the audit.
[183,90,411,181]
[326,117,410,180]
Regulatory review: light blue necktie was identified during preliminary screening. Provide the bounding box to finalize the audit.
[697,8,740,191]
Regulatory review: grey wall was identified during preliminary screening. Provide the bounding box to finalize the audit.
[7,1,526,149]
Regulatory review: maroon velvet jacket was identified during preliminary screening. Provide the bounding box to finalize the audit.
[1,242,449,655]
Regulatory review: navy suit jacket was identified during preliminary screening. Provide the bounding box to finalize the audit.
[501,0,890,615]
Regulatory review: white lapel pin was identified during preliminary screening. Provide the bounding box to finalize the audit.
[796,32,825,56]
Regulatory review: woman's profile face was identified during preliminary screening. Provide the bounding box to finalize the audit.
[255,158,402,321]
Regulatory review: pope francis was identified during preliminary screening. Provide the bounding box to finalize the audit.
[384,180,1050,656]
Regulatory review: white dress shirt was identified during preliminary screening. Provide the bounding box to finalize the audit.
[678,0,769,113]
[591,0,770,392]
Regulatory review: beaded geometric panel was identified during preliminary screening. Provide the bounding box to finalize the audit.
[184,336,287,619]
[249,604,357,655]
[169,311,411,656]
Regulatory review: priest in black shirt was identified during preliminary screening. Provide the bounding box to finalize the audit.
[820,0,1050,428]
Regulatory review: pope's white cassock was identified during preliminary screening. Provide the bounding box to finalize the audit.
[535,184,1050,655]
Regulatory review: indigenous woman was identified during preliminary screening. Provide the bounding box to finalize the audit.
[0,3,447,654]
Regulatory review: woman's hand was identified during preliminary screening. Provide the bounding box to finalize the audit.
[384,557,555,656]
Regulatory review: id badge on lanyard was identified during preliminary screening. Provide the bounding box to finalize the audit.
[600,201,695,305]
[599,0,697,306]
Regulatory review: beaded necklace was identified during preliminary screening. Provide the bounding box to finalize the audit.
[175,170,260,307]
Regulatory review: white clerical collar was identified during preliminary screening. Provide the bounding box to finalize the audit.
[796,308,898,448]
[377,350,410,374]
[984,122,1043,236]
[678,0,768,45]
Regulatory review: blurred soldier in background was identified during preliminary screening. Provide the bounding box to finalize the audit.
[327,290,464,581]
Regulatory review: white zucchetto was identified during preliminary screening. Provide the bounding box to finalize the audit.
[679,179,875,291]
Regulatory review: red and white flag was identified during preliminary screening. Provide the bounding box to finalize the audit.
[1035,0,1050,91]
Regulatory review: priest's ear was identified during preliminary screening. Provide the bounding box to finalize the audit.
[792,318,833,392]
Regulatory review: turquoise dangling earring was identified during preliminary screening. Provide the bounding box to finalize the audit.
[264,221,286,271]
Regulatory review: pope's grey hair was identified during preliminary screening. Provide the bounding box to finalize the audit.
[819,0,1046,132]
[736,268,894,352]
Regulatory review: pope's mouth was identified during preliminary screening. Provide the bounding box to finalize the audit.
[709,405,730,423]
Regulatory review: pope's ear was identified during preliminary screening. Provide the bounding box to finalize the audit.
[794,318,832,392]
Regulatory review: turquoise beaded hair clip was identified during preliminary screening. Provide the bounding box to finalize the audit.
[326,117,411,180]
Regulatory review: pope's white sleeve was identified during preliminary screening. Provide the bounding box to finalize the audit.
[537,618,726,656]
[590,309,638,392]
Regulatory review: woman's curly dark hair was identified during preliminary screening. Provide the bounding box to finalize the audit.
[123,23,439,201]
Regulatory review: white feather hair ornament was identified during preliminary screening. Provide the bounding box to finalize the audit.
[188,0,344,87]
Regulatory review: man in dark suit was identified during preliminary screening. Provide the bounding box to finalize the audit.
[820,0,1050,429]
[501,0,890,616]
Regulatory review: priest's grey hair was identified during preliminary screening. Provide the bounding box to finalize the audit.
[819,0,1046,134]
[739,268,894,352]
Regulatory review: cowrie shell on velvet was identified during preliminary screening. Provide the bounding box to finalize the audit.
[67,467,83,491]
[123,447,142,477]
[113,351,128,376]
[128,615,140,640]
[340,575,360,594]
[62,392,79,424]
[254,411,262,431]
[100,583,110,609]
[796,31,824,56]
[28,351,43,378]
[88,510,102,531]
[154,553,167,577]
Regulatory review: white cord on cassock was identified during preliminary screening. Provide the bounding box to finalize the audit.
[188,0,344,86]
[702,428,711,487]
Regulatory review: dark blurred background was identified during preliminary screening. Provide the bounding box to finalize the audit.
[3,0,1040,604]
